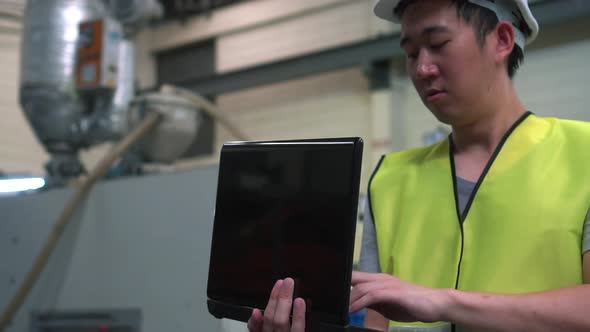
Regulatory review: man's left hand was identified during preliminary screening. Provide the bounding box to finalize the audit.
[349,271,450,323]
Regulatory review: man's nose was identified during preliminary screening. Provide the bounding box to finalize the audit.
[415,52,439,79]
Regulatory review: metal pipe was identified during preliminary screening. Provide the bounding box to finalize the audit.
[85,38,136,143]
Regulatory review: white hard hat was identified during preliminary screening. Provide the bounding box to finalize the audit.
[373,0,539,49]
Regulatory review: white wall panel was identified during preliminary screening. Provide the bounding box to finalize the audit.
[214,68,374,190]
[516,18,590,121]
[135,29,156,89]
[149,0,356,52]
[140,0,393,87]
[217,0,372,72]
[388,71,442,152]
[516,32,590,121]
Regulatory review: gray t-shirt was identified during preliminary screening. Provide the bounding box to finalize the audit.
[358,177,590,273]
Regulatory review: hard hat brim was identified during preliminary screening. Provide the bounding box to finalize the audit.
[373,0,539,45]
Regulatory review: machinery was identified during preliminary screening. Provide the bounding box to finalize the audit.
[19,0,201,184]
[0,3,220,329]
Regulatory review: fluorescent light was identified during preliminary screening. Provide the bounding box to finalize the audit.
[0,177,45,193]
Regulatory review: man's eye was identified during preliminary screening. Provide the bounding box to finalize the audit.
[406,51,418,60]
[430,41,449,50]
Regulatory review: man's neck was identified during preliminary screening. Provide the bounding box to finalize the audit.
[451,79,526,156]
[450,78,527,182]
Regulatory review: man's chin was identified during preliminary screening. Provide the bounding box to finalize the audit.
[428,107,456,125]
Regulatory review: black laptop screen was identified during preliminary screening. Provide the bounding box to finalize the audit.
[207,138,362,324]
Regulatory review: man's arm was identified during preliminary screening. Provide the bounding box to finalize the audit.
[350,253,590,332]
[358,198,390,331]
[364,309,388,331]
[441,253,590,331]
[585,252,590,284]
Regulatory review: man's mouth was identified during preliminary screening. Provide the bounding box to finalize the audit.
[425,89,446,102]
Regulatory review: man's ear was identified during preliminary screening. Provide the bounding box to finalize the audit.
[493,21,515,64]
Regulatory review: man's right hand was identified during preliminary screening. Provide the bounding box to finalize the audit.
[247,277,306,332]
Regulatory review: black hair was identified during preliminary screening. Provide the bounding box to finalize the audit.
[394,0,530,78]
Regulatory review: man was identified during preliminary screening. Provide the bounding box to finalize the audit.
[248,0,590,331]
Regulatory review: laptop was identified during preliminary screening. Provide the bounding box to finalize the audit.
[207,137,365,330]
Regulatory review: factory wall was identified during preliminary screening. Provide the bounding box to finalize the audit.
[136,0,394,87]
[1,2,589,332]
[213,68,374,192]
[1,0,589,182]
[138,0,590,189]
[516,17,590,121]
[136,0,395,189]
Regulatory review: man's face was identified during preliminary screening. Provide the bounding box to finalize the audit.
[400,0,496,125]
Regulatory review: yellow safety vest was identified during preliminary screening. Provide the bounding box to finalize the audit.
[369,113,590,329]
